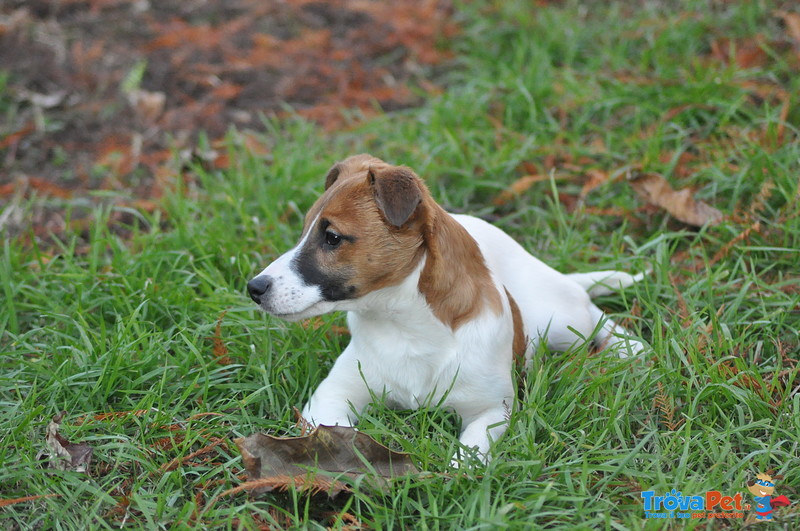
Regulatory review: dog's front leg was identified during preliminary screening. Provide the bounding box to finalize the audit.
[301,349,371,427]
[455,404,510,464]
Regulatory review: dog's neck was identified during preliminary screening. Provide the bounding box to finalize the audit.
[346,259,441,331]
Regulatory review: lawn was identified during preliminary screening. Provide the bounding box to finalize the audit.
[2,1,799,529]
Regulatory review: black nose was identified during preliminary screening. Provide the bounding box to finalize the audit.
[247,275,273,304]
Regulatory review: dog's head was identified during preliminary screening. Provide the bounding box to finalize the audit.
[247,154,430,320]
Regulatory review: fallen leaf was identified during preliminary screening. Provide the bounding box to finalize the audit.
[235,425,418,497]
[0,123,35,150]
[78,409,150,424]
[775,95,791,146]
[629,172,723,227]
[0,494,61,508]
[22,177,74,199]
[579,169,610,200]
[710,36,770,69]
[42,411,93,473]
[210,311,231,365]
[493,174,553,206]
[301,317,350,338]
[710,220,761,266]
[157,437,226,474]
[127,89,166,123]
[658,150,698,179]
[776,10,800,45]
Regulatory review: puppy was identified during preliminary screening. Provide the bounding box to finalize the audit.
[247,154,645,462]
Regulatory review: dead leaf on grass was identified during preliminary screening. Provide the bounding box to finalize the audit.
[0,494,61,508]
[710,36,771,69]
[0,123,35,151]
[127,89,166,123]
[629,172,723,227]
[579,169,610,200]
[235,425,418,497]
[210,311,232,365]
[40,411,93,473]
[776,10,800,45]
[301,317,350,338]
[493,174,554,206]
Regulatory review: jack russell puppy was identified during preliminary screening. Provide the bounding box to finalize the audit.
[247,154,645,462]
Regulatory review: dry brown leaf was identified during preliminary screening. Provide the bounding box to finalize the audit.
[42,411,93,473]
[776,10,800,44]
[0,494,61,508]
[653,382,684,431]
[775,95,791,146]
[219,474,348,500]
[0,123,35,150]
[493,174,552,206]
[77,409,150,424]
[629,172,723,227]
[211,311,231,365]
[658,151,699,179]
[710,220,761,266]
[301,317,351,338]
[710,36,770,69]
[235,425,418,497]
[579,169,609,200]
[127,89,166,123]
[24,177,74,199]
[669,275,692,329]
[157,437,226,474]
[738,80,789,104]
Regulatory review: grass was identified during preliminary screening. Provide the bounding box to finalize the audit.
[2,0,799,528]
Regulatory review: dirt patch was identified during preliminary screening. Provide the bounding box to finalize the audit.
[0,0,456,236]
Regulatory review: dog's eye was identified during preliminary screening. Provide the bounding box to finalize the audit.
[325,230,342,248]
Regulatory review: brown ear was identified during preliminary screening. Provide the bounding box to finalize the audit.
[368,165,423,227]
[324,163,341,190]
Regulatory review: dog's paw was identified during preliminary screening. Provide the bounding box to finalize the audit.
[606,336,648,358]
[449,446,490,468]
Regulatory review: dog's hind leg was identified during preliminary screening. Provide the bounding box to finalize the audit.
[588,304,645,357]
[567,270,647,297]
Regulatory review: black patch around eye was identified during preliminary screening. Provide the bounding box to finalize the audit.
[292,233,356,301]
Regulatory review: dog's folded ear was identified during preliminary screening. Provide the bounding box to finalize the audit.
[324,163,342,190]
[368,166,423,228]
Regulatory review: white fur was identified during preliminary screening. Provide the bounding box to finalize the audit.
[452,215,645,357]
[300,257,515,459]
[254,213,645,463]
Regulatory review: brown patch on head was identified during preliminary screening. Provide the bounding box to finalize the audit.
[293,155,426,301]
[295,155,503,328]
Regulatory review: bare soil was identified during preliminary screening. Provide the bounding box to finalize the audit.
[0,0,456,203]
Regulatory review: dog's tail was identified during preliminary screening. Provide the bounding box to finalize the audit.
[568,270,646,297]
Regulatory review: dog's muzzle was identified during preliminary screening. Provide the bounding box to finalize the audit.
[247,275,273,304]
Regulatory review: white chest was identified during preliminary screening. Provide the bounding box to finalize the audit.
[347,310,459,409]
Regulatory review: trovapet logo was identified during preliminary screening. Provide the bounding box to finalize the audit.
[641,489,748,520]
[641,472,792,522]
